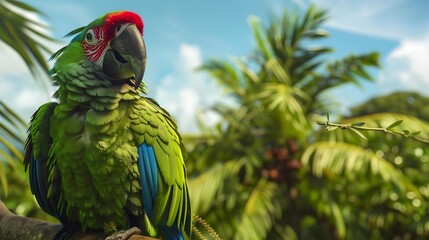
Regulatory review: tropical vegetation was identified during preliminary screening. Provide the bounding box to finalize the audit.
[0,0,56,220]
[1,1,429,239]
[185,5,429,240]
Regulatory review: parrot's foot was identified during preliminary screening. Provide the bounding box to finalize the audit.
[53,223,80,240]
[105,227,142,240]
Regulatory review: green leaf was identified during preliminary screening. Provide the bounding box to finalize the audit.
[386,120,403,130]
[327,195,345,239]
[266,58,291,84]
[350,128,367,140]
[305,29,330,38]
[248,15,271,59]
[351,122,365,127]
[410,131,421,136]
[361,52,380,67]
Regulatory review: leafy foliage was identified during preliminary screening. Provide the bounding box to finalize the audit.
[0,0,55,221]
[350,92,429,121]
[0,0,54,188]
[0,102,26,197]
[185,4,429,240]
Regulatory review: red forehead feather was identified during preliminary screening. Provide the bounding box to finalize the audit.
[104,11,144,40]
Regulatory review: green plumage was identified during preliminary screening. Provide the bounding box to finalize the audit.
[25,11,190,239]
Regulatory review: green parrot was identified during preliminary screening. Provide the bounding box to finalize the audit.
[24,11,191,240]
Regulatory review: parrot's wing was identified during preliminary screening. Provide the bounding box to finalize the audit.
[132,97,191,239]
[24,102,66,223]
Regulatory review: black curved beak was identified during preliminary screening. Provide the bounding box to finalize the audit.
[103,24,146,89]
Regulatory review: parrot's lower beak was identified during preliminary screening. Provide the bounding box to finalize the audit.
[103,24,146,89]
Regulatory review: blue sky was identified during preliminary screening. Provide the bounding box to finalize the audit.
[0,0,428,133]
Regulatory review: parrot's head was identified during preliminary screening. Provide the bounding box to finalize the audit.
[53,11,146,89]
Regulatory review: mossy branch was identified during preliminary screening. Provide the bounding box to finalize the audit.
[0,200,157,240]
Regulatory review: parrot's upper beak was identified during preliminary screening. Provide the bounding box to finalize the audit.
[103,24,146,89]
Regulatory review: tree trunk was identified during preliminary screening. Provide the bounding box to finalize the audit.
[0,201,157,240]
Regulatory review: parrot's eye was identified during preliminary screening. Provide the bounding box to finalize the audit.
[85,29,97,45]
[116,24,122,33]
[115,24,128,36]
[86,32,92,41]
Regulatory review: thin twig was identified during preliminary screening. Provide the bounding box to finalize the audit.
[317,118,429,144]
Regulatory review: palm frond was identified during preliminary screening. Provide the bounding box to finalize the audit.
[290,5,329,48]
[264,57,291,84]
[234,178,281,240]
[319,189,346,239]
[0,0,56,93]
[255,82,310,137]
[0,0,55,197]
[257,83,308,113]
[189,160,245,214]
[199,59,245,99]
[0,101,27,141]
[0,159,6,197]
[0,100,27,196]
[248,16,273,60]
[302,141,421,197]
[328,197,346,239]
[271,225,298,240]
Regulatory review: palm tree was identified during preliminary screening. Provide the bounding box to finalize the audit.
[0,0,55,220]
[186,5,429,239]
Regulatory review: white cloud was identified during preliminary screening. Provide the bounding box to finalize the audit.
[0,43,29,77]
[180,44,202,69]
[378,36,429,94]
[14,89,47,113]
[0,42,57,122]
[155,43,223,133]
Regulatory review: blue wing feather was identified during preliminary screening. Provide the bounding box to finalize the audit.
[30,157,62,222]
[24,103,65,223]
[32,159,49,212]
[138,143,184,240]
[146,145,159,192]
[137,143,158,218]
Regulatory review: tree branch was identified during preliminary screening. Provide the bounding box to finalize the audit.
[317,115,429,144]
[0,201,158,240]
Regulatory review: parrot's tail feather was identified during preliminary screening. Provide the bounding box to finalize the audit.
[159,226,184,240]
